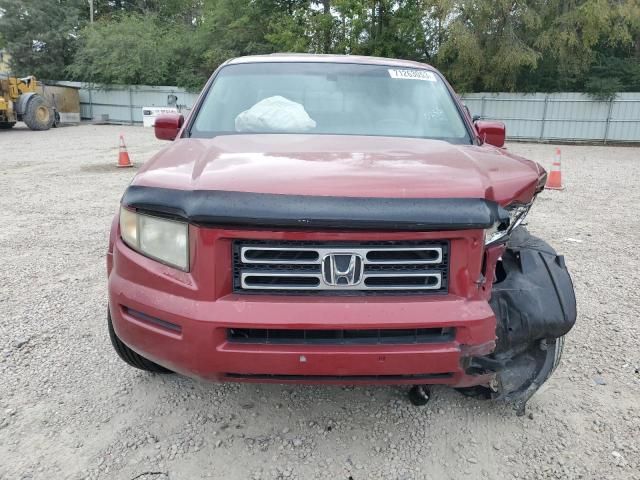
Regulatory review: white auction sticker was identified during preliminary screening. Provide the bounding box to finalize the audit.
[388,69,437,82]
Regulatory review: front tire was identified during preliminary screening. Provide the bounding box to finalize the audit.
[108,310,172,373]
[23,95,54,131]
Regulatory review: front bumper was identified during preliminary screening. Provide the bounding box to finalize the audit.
[107,224,499,386]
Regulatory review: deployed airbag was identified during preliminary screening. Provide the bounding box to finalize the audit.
[235,96,317,132]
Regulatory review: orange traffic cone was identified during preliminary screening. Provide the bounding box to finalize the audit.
[545,148,564,190]
[117,134,133,168]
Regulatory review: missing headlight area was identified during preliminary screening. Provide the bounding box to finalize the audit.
[484,201,534,246]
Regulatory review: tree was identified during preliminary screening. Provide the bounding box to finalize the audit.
[67,14,179,85]
[436,0,540,92]
[0,0,85,79]
[5,0,639,94]
[525,0,640,92]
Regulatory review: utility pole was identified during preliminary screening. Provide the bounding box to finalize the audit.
[88,0,94,23]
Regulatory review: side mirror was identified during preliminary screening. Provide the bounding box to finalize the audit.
[475,120,505,148]
[154,113,184,141]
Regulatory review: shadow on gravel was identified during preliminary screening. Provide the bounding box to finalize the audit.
[1,161,45,170]
[81,163,139,173]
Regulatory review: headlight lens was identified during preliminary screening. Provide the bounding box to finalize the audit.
[484,202,532,246]
[119,207,189,270]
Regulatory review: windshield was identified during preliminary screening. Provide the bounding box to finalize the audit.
[190,62,471,144]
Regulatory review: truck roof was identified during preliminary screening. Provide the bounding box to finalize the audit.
[226,53,436,71]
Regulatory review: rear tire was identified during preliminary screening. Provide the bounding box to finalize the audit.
[23,95,54,131]
[108,310,172,373]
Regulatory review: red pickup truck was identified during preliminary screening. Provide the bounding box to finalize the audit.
[107,54,576,414]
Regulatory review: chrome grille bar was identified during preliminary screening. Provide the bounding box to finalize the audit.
[362,272,442,290]
[240,271,442,290]
[241,247,321,265]
[241,271,322,290]
[240,246,442,265]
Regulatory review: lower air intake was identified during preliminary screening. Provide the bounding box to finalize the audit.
[225,373,454,381]
[227,327,454,345]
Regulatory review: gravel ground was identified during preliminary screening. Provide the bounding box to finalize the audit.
[0,123,639,480]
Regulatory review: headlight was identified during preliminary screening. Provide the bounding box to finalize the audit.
[484,202,532,246]
[119,207,189,270]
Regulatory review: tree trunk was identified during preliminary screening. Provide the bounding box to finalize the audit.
[378,1,384,39]
[322,0,331,53]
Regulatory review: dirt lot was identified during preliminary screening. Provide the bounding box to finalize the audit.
[0,123,639,480]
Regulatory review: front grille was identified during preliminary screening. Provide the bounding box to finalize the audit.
[233,240,449,295]
[227,327,454,345]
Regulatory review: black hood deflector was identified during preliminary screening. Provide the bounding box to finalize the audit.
[122,185,509,231]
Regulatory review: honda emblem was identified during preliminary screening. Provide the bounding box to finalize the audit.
[321,253,364,287]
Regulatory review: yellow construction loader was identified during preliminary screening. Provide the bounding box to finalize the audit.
[0,74,54,130]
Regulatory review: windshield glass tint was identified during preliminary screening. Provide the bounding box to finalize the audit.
[191,62,470,144]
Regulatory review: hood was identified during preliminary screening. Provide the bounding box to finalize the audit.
[134,134,542,205]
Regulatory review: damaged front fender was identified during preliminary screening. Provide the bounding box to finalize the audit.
[469,227,577,413]
[491,227,577,353]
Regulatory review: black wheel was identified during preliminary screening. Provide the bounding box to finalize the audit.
[108,310,172,373]
[0,122,16,129]
[23,95,54,131]
[408,385,431,406]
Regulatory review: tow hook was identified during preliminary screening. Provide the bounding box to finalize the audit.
[408,385,431,406]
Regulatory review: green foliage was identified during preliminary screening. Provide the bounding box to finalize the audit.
[437,0,541,92]
[585,53,640,98]
[0,0,85,79]
[1,0,638,94]
[67,14,182,85]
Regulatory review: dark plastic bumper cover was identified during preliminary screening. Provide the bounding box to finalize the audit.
[490,228,577,353]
